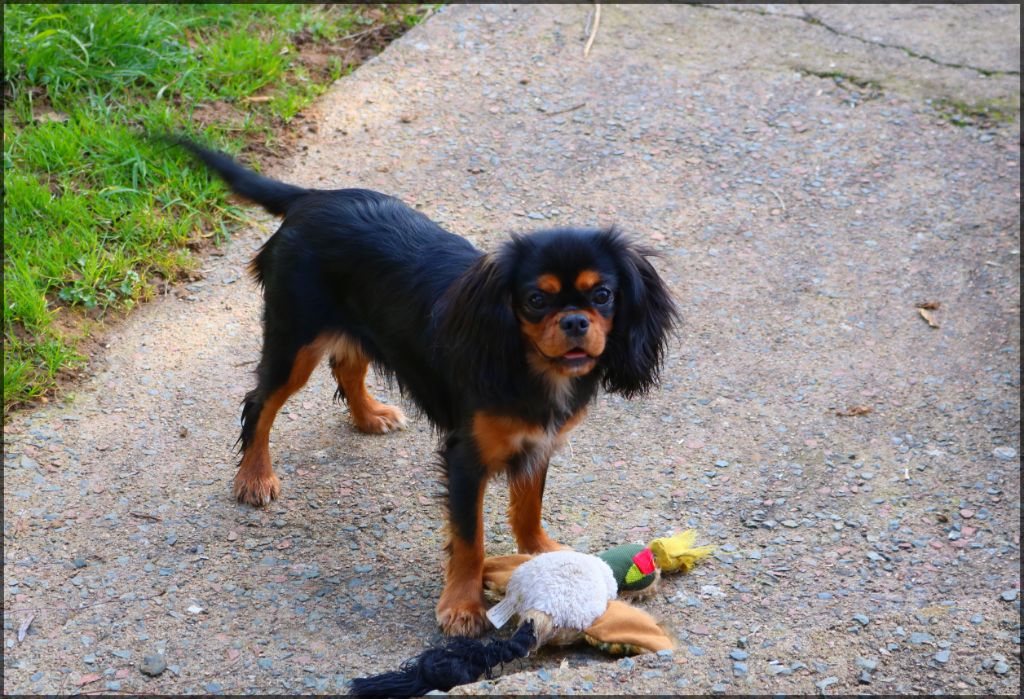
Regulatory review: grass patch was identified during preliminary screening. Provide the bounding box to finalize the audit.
[3,3,432,417]
[931,97,1018,128]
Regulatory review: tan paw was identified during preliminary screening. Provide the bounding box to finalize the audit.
[436,598,490,637]
[233,471,281,507]
[353,402,407,434]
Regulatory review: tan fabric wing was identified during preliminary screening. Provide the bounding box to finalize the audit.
[583,600,675,652]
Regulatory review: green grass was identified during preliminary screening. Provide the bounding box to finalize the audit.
[3,3,430,416]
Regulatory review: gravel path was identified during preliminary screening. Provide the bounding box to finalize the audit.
[4,4,1020,695]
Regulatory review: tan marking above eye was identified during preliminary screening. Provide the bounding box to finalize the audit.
[575,270,601,292]
[536,274,561,294]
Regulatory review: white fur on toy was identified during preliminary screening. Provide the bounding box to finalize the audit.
[486,550,617,631]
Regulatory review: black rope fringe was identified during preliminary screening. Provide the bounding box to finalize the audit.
[349,620,536,697]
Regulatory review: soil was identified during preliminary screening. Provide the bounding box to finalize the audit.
[3,4,1020,696]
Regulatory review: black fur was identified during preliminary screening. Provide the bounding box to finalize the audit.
[171,137,677,630]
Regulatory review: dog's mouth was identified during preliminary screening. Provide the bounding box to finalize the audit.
[561,349,591,363]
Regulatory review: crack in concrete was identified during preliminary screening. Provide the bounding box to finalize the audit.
[696,4,1021,78]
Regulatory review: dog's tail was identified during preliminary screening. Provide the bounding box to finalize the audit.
[167,136,311,217]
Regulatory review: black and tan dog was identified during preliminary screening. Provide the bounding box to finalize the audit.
[174,139,677,636]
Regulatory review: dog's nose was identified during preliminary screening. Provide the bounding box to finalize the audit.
[559,313,590,337]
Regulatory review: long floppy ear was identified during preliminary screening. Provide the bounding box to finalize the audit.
[598,230,679,398]
[436,248,525,398]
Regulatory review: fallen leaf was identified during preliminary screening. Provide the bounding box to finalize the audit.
[241,95,272,103]
[916,300,941,310]
[836,405,873,417]
[918,308,939,328]
[17,612,35,642]
[34,108,69,124]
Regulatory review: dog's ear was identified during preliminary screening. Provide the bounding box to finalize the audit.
[599,230,678,398]
[436,248,524,398]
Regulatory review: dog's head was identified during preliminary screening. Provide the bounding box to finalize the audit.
[439,228,678,400]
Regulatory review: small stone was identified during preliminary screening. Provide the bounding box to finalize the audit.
[856,657,878,671]
[730,649,749,661]
[815,676,839,691]
[909,632,934,645]
[994,660,1010,674]
[537,668,551,681]
[992,446,1016,461]
[733,662,748,675]
[934,649,951,664]
[999,589,1018,602]
[852,613,870,626]
[205,681,223,693]
[140,654,166,677]
[970,614,984,624]
[960,509,975,519]
[858,671,873,684]
[111,649,131,659]
[106,681,122,691]
[257,659,273,670]
[73,558,88,569]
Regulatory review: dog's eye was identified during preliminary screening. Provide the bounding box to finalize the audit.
[526,292,547,310]
[592,287,613,305]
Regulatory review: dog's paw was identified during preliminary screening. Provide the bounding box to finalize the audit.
[353,402,407,435]
[436,598,490,637]
[233,471,281,507]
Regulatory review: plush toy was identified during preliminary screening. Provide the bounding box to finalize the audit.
[349,531,713,696]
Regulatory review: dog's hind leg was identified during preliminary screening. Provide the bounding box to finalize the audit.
[236,341,322,506]
[328,337,407,434]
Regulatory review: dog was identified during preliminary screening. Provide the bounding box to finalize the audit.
[173,138,678,637]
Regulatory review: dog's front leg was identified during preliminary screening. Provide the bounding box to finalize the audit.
[508,461,565,554]
[435,437,490,637]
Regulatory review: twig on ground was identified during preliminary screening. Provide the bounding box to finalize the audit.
[129,511,163,522]
[584,3,602,58]
[543,102,587,117]
[766,187,787,215]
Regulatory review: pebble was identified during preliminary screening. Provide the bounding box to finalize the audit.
[934,649,951,664]
[73,558,88,569]
[730,649,748,661]
[852,613,870,626]
[856,657,878,671]
[140,654,166,677]
[992,446,1016,461]
[205,681,223,693]
[909,632,934,645]
[970,614,984,624]
[815,676,839,691]
[993,660,1009,674]
[999,589,1018,602]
